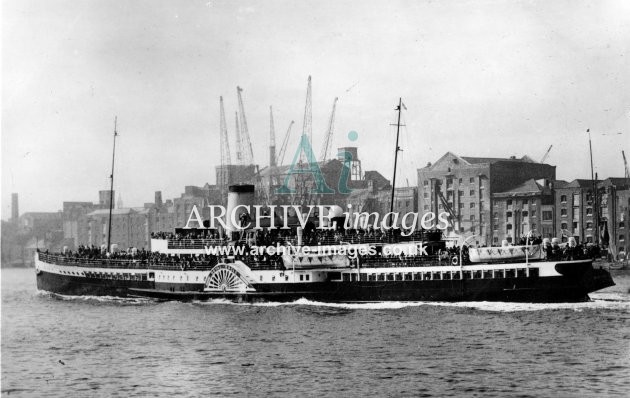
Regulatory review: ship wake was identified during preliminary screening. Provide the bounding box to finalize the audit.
[192,295,630,312]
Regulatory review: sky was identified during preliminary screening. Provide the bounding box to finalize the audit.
[2,0,630,217]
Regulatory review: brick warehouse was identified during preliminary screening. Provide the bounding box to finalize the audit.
[417,152,555,245]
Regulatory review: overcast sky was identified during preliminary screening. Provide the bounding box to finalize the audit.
[2,0,629,217]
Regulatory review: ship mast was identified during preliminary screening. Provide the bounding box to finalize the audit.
[107,117,118,253]
[588,129,598,245]
[390,98,403,214]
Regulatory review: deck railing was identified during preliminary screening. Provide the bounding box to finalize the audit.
[37,252,220,271]
[161,231,429,249]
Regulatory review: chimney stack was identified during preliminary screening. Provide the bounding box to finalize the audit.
[11,193,18,223]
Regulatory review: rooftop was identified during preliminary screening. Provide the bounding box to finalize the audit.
[494,178,551,197]
[86,207,150,217]
[420,152,542,170]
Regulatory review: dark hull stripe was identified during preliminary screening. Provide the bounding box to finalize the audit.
[37,268,614,303]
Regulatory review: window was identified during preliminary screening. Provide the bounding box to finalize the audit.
[493,224,498,231]
[458,190,464,197]
[471,227,476,233]
[586,222,593,229]
[507,223,513,230]
[561,222,567,230]
[470,177,475,183]
[522,211,528,217]
[493,212,498,219]
[423,205,429,211]
[573,207,580,219]
[586,236,593,243]
[470,215,476,221]
[438,204,443,210]
[480,201,484,210]
[561,195,567,203]
[620,235,625,242]
[561,208,567,217]
[542,211,553,221]
[586,208,593,216]
[573,193,580,205]
[458,178,463,184]
[493,237,499,244]
[470,190,476,196]
[620,222,625,229]
[470,203,475,208]
[506,211,513,218]
[459,203,465,209]
[423,180,429,187]
[460,227,464,232]
[531,223,537,230]
[423,192,429,198]
[572,221,578,230]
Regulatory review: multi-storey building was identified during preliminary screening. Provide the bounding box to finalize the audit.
[491,179,557,245]
[417,152,556,245]
[598,178,630,258]
[554,179,599,244]
[62,201,96,249]
[81,207,153,250]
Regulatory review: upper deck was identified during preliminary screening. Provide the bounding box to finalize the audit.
[150,229,443,255]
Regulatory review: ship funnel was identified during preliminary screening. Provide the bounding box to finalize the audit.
[226,185,255,238]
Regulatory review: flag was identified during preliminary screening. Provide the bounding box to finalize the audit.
[402,102,407,110]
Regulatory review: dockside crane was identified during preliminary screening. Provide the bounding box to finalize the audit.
[437,190,458,228]
[319,97,339,162]
[235,111,242,164]
[236,86,255,166]
[265,106,277,204]
[219,97,231,199]
[302,76,313,149]
[277,121,295,166]
[623,150,630,179]
[269,106,276,167]
[296,76,314,205]
[540,145,553,163]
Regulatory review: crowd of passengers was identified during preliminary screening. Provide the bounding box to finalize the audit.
[153,226,430,247]
[40,229,602,269]
[438,236,601,265]
[151,231,226,241]
[38,243,284,269]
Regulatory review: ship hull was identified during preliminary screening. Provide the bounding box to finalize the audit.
[36,269,614,304]
[128,272,611,303]
[36,269,154,297]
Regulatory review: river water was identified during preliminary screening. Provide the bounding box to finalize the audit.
[2,267,629,397]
